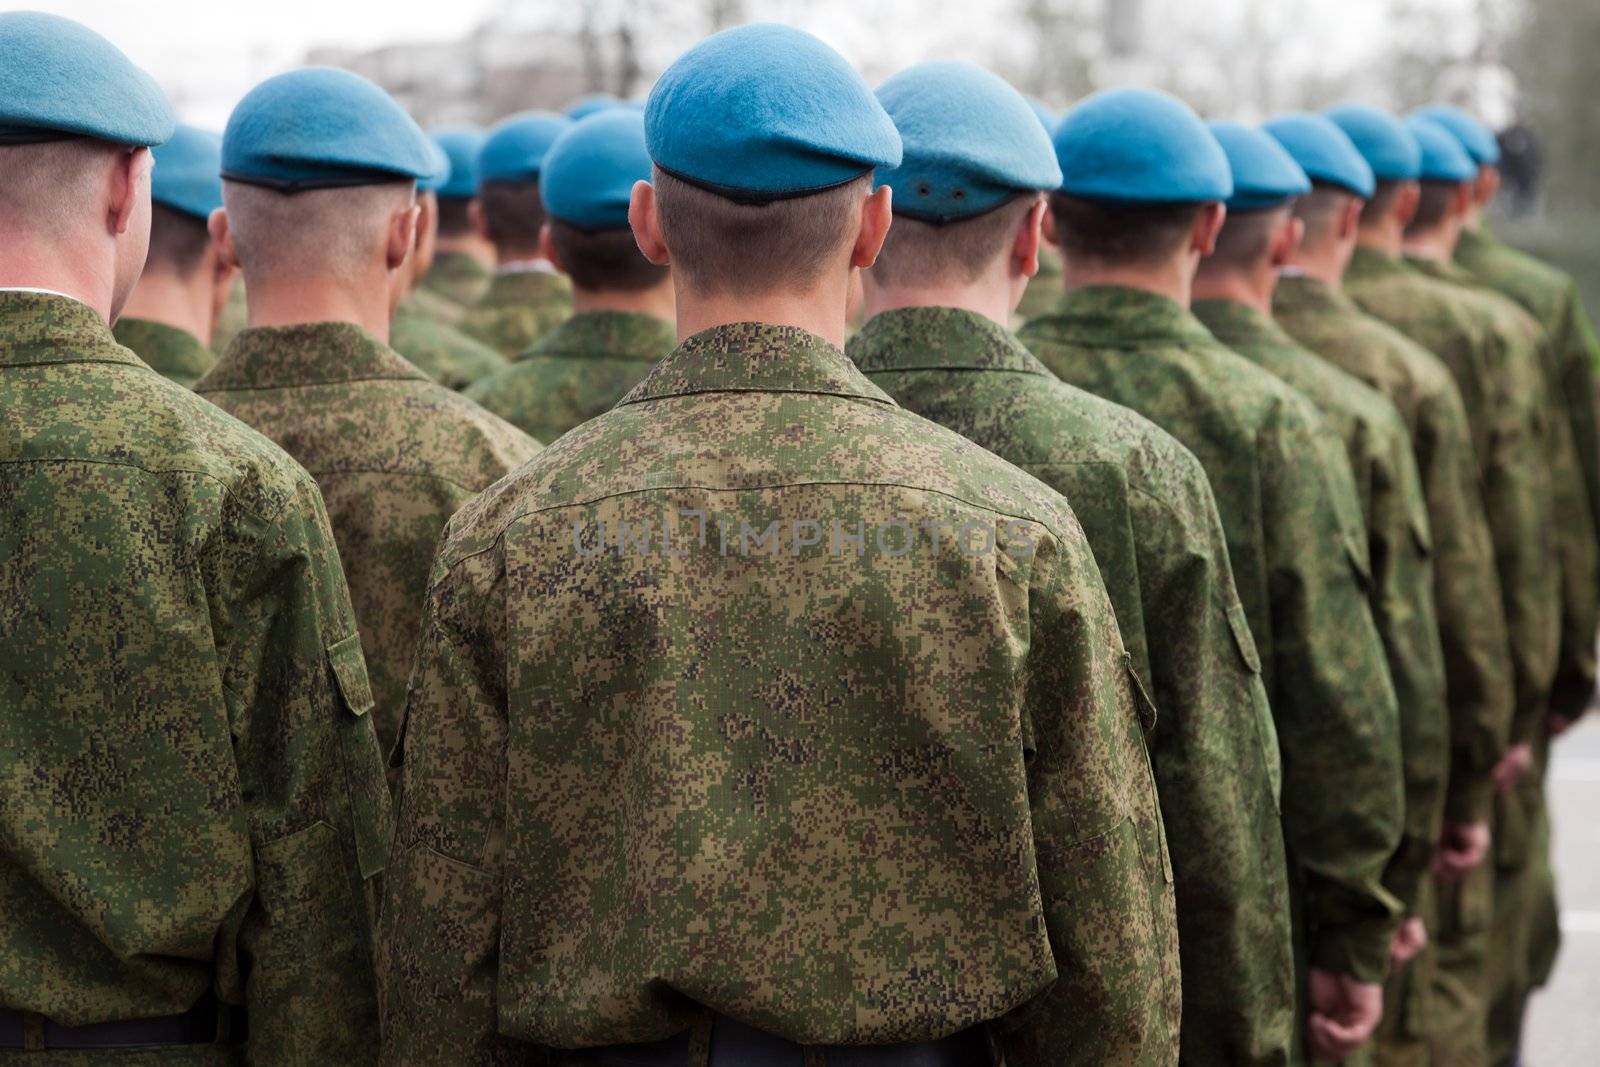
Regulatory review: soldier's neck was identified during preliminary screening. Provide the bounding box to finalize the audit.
[673,279,851,349]
[1191,266,1274,317]
[1061,256,1195,309]
[1355,218,1405,258]
[861,274,1018,329]
[1401,224,1459,264]
[243,274,396,346]
[0,238,114,323]
[118,270,211,342]
[1284,237,1352,288]
[571,280,677,323]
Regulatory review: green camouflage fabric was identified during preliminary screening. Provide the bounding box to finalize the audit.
[402,283,468,327]
[378,321,1181,1066]
[1013,245,1064,324]
[1273,274,1512,827]
[422,249,494,309]
[850,306,1293,1067]
[1020,286,1405,987]
[460,269,573,358]
[196,323,541,757]
[464,310,674,442]
[1194,298,1448,916]
[111,317,215,389]
[210,279,247,355]
[390,299,509,392]
[0,291,388,1063]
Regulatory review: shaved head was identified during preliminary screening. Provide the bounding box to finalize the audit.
[222,180,416,281]
[1205,207,1289,273]
[0,139,127,225]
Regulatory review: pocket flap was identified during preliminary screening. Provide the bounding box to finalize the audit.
[327,633,375,718]
[1225,601,1263,676]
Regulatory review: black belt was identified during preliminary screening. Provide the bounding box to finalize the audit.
[562,1014,995,1067]
[0,992,246,1050]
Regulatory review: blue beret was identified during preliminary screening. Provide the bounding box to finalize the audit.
[540,110,652,230]
[566,94,621,121]
[478,111,570,184]
[418,140,452,195]
[874,62,1061,223]
[1406,117,1478,183]
[151,126,223,220]
[0,11,175,147]
[222,68,439,192]
[645,23,901,202]
[430,129,486,199]
[1262,113,1376,199]
[1053,88,1232,204]
[1209,121,1311,212]
[1027,97,1060,136]
[1413,105,1500,166]
[1325,105,1422,182]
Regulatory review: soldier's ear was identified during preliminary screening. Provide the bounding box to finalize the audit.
[208,208,243,273]
[539,223,564,274]
[1475,167,1500,209]
[1192,202,1227,257]
[469,198,491,243]
[850,184,893,271]
[1337,197,1363,242]
[1013,197,1048,280]
[1393,182,1422,229]
[107,147,151,237]
[630,181,671,267]
[386,202,420,272]
[1271,215,1305,269]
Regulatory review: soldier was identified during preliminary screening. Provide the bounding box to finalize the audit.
[0,13,387,1062]
[1018,88,1406,1065]
[420,128,496,308]
[467,110,675,441]
[379,25,1179,1066]
[112,124,234,388]
[460,111,576,356]
[196,68,541,757]
[1265,112,1516,1067]
[1014,97,1064,323]
[1192,122,1449,987]
[850,62,1293,1067]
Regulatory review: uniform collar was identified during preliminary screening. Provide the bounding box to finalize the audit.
[533,310,676,363]
[0,290,143,370]
[1190,298,1297,349]
[1273,272,1357,315]
[1401,252,1471,285]
[200,321,431,391]
[619,322,896,408]
[848,306,1051,376]
[111,318,215,378]
[1347,245,1412,284]
[481,269,570,307]
[1028,284,1218,348]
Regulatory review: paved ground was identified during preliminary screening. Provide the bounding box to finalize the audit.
[1522,716,1600,1065]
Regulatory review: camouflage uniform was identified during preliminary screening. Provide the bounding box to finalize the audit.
[196,323,540,756]
[1020,286,1406,1059]
[210,280,247,355]
[465,310,674,442]
[460,269,573,358]
[1013,244,1063,324]
[421,249,493,310]
[378,322,1181,1066]
[401,284,467,327]
[112,317,215,389]
[851,306,1294,1067]
[0,291,388,1064]
[390,299,509,392]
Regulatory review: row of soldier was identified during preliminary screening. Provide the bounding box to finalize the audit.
[0,9,1594,1067]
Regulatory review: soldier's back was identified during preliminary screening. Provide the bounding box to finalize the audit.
[460,270,573,357]
[112,316,215,389]
[390,300,509,391]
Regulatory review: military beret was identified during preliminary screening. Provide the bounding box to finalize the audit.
[417,140,453,195]
[1262,113,1376,199]
[1053,88,1232,204]
[1027,97,1060,136]
[430,129,486,199]
[540,110,652,230]
[645,23,902,203]
[0,11,175,147]
[151,126,224,220]
[566,94,621,121]
[1406,117,1477,183]
[1325,105,1422,182]
[1413,105,1501,166]
[1209,121,1311,212]
[222,68,440,192]
[478,111,571,184]
[874,62,1061,223]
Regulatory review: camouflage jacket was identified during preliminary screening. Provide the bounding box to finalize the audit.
[465,310,675,443]
[851,306,1293,1067]
[1195,298,1448,913]
[460,269,573,358]
[390,298,510,392]
[112,316,216,389]
[378,321,1180,1066]
[1021,286,1405,984]
[421,250,494,310]
[402,283,468,327]
[211,279,247,355]
[1345,248,1562,744]
[0,291,388,1062]
[1014,245,1064,324]
[1273,274,1512,826]
[197,323,541,756]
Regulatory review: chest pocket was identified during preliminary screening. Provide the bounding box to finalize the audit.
[328,633,393,884]
[1226,600,1281,806]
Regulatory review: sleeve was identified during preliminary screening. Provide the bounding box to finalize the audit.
[995,523,1180,1067]
[1556,289,1600,565]
[217,475,390,1066]
[1258,402,1404,983]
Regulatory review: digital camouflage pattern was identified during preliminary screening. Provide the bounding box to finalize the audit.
[0,292,387,1063]
[465,310,675,442]
[196,323,541,756]
[460,269,573,358]
[390,298,509,391]
[1194,297,1448,917]
[378,322,1181,1066]
[1273,274,1512,828]
[421,249,494,310]
[1020,286,1405,989]
[111,316,215,389]
[850,306,1293,1067]
[1013,244,1063,324]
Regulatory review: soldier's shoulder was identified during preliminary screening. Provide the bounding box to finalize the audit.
[401,376,543,463]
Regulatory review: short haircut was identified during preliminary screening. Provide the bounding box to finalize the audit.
[435,195,475,238]
[144,204,212,276]
[1203,205,1290,273]
[223,179,415,281]
[548,219,667,292]
[0,139,127,233]
[653,168,866,295]
[1359,180,1405,226]
[1049,192,1205,268]
[478,180,545,257]
[1293,183,1358,247]
[870,195,1039,289]
[1405,181,1460,235]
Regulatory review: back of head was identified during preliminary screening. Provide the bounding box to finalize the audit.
[430,128,486,238]
[476,112,570,258]
[1201,121,1309,275]
[540,110,666,293]
[222,180,416,282]
[1324,105,1421,228]
[144,125,224,279]
[1404,117,1477,236]
[1411,105,1501,169]
[1263,113,1374,252]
